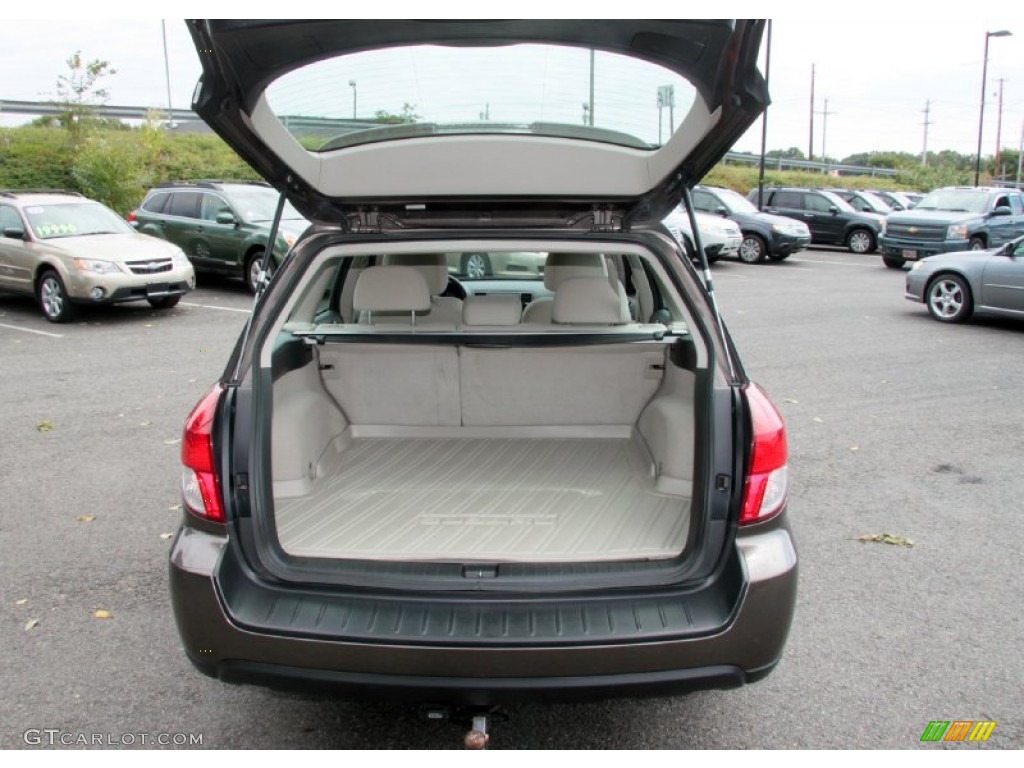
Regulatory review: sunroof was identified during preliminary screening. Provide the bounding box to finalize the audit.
[265,44,697,152]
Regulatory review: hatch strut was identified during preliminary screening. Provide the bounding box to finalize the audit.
[256,190,288,298]
[678,186,737,380]
[229,190,288,383]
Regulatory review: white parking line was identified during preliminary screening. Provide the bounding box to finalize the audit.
[791,257,879,268]
[180,301,251,314]
[0,322,64,338]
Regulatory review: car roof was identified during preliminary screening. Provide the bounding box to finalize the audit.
[0,190,90,206]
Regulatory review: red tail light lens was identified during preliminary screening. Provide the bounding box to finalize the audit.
[126,210,137,223]
[181,384,225,523]
[740,383,788,525]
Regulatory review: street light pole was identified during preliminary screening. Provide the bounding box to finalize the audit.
[161,20,174,126]
[349,80,357,120]
[975,30,1012,186]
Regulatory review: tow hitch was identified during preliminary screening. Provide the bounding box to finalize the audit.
[426,707,505,749]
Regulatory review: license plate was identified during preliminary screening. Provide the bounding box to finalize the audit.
[146,283,169,296]
[902,249,918,259]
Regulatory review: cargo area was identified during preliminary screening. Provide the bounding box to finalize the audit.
[269,337,698,564]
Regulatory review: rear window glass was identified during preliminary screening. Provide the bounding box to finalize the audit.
[265,44,696,152]
[167,192,201,219]
[142,191,170,213]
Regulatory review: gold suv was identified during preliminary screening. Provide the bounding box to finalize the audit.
[0,190,195,323]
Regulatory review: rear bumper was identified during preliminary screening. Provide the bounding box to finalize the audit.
[169,525,797,705]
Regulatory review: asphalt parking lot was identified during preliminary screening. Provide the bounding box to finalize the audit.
[1,248,1021,749]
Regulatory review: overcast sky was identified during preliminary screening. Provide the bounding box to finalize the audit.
[1,7,1022,163]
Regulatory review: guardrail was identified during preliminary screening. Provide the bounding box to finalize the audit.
[1,98,904,179]
[723,151,898,177]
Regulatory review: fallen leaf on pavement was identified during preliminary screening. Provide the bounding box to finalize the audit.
[76,515,95,523]
[36,420,53,432]
[784,398,799,404]
[168,504,182,512]
[159,533,174,541]
[16,598,28,606]
[850,445,859,451]
[93,609,113,620]
[25,619,39,631]
[812,417,823,423]
[163,438,181,445]
[856,533,913,548]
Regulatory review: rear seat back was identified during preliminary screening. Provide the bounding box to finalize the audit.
[521,253,607,324]
[552,276,631,325]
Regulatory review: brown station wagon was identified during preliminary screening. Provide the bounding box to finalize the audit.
[170,19,797,713]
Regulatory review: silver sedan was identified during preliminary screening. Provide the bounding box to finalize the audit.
[905,236,1024,323]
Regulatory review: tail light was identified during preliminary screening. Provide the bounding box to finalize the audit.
[126,210,137,224]
[181,384,225,523]
[740,383,788,525]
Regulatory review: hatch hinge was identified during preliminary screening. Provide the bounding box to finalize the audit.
[588,205,624,232]
[348,207,384,233]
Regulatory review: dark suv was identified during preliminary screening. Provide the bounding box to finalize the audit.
[749,187,886,254]
[131,181,308,292]
[693,185,810,263]
[169,19,796,712]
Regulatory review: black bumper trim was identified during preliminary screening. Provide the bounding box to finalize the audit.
[214,659,758,705]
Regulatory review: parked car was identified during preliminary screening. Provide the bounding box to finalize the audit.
[879,187,1024,269]
[903,192,926,207]
[692,185,810,262]
[0,189,194,323]
[170,19,796,709]
[131,180,309,292]
[662,206,743,262]
[868,190,916,212]
[444,251,547,279]
[828,189,892,216]
[905,234,1024,323]
[748,187,886,253]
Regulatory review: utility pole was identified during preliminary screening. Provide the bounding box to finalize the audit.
[588,49,595,127]
[921,100,932,166]
[816,98,837,173]
[757,20,773,211]
[161,20,174,126]
[1017,118,1023,185]
[994,78,1006,179]
[808,63,815,162]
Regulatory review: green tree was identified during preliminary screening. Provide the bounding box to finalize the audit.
[766,147,806,160]
[51,51,117,138]
[373,103,420,124]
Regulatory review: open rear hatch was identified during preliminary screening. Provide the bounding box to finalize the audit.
[187,19,767,225]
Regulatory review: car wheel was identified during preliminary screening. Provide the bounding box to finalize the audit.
[148,295,181,310]
[846,228,875,254]
[245,250,268,293]
[926,274,973,323]
[968,237,985,251]
[738,234,767,263]
[882,255,906,269]
[460,252,491,279]
[37,270,78,323]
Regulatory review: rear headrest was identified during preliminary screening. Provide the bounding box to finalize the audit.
[552,277,631,325]
[462,294,522,326]
[352,266,431,314]
[543,252,608,291]
[382,253,449,294]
